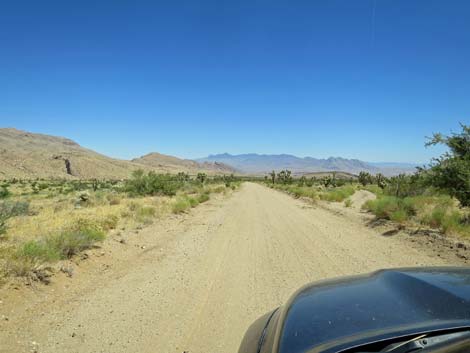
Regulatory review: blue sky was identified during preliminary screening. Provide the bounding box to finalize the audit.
[1,1,469,163]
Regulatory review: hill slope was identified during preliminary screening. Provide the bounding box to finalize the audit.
[0,129,234,179]
[131,152,235,175]
[198,153,417,176]
[0,128,144,179]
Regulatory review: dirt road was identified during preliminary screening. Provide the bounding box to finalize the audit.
[0,183,458,353]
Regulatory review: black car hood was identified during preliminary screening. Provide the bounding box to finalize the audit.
[275,268,470,353]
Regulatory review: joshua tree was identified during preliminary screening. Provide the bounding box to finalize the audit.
[277,170,292,184]
[196,173,207,184]
[269,170,276,184]
[358,171,373,186]
[375,173,388,189]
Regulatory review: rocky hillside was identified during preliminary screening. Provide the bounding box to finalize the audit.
[0,129,234,179]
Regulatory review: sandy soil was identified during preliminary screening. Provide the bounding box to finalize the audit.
[0,183,464,353]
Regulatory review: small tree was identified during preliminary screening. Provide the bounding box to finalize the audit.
[358,171,373,186]
[176,172,190,182]
[305,177,314,187]
[196,173,207,184]
[269,170,276,184]
[277,170,292,184]
[298,176,306,187]
[375,173,388,189]
[425,123,470,206]
[91,179,99,192]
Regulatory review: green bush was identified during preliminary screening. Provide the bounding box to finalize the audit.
[100,214,119,230]
[320,186,355,202]
[17,226,105,262]
[420,206,466,234]
[172,197,191,214]
[188,197,199,208]
[212,186,226,193]
[424,124,470,207]
[362,184,384,196]
[17,239,61,262]
[0,186,10,199]
[125,170,184,196]
[135,206,157,224]
[0,201,30,217]
[0,201,30,237]
[363,196,416,222]
[47,228,105,258]
[197,193,210,203]
[289,186,317,199]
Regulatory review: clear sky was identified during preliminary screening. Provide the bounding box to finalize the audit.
[1,1,469,163]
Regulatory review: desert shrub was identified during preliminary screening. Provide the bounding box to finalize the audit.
[0,220,6,237]
[127,201,139,212]
[125,170,184,196]
[137,206,156,218]
[212,186,226,193]
[4,256,38,279]
[106,193,121,205]
[197,193,210,203]
[289,186,317,199]
[0,186,10,199]
[188,197,199,208]
[363,196,416,222]
[16,224,105,263]
[421,206,447,228]
[172,196,191,214]
[99,214,119,230]
[344,199,353,208]
[48,228,105,258]
[134,205,157,224]
[389,209,409,223]
[320,186,355,202]
[17,239,61,262]
[0,201,30,237]
[420,206,467,235]
[38,183,49,191]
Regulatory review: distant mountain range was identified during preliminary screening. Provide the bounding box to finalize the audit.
[0,128,419,179]
[197,153,418,176]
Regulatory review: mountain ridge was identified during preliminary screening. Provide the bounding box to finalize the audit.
[0,128,417,179]
[198,153,418,176]
[0,128,235,179]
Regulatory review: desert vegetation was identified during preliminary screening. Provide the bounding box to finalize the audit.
[0,172,240,284]
[265,169,357,203]
[264,125,470,238]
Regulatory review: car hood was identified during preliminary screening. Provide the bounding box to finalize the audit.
[275,267,470,353]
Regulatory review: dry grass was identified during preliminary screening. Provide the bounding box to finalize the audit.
[0,180,234,283]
